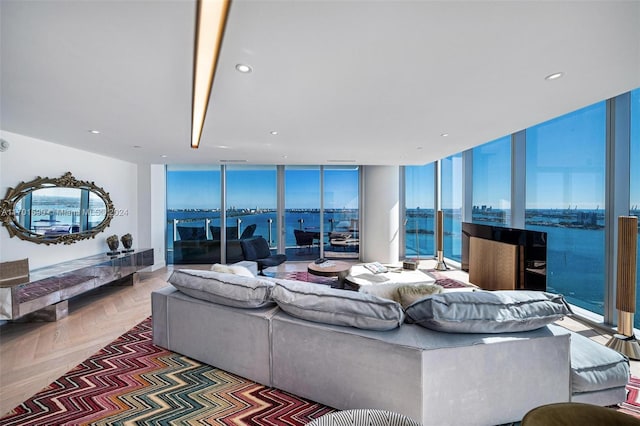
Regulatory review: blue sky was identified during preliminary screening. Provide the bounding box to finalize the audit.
[167,166,359,210]
[168,89,639,211]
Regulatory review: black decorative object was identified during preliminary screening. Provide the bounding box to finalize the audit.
[121,233,134,253]
[106,234,120,256]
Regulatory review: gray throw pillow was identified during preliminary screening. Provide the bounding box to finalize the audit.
[397,284,443,309]
[270,279,405,331]
[405,290,572,333]
[169,269,274,308]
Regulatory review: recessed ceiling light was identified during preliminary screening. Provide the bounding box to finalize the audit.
[133,145,142,149]
[161,154,168,158]
[88,130,100,134]
[235,64,252,73]
[440,133,449,137]
[545,72,564,81]
[217,145,229,149]
[270,131,279,135]
[282,155,288,159]
[416,146,423,150]
[219,159,248,163]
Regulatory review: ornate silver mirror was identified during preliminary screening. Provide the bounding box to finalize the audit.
[0,172,114,245]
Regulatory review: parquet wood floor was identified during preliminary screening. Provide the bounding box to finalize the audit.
[0,267,175,415]
[0,262,302,416]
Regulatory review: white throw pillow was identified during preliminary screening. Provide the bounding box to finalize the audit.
[210,263,254,278]
[211,263,234,273]
[228,264,255,277]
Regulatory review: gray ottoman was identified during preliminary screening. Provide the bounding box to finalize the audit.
[568,329,630,404]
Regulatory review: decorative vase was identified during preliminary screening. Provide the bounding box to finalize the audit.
[121,233,134,253]
[106,234,120,256]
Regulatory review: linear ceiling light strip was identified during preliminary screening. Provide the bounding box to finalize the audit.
[191,0,231,149]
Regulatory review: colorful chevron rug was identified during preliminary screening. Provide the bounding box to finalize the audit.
[618,375,640,417]
[0,318,336,425]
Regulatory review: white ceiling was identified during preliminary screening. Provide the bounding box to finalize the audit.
[1,0,639,166]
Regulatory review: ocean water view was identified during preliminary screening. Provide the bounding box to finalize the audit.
[167,209,358,249]
[167,207,640,326]
[16,196,108,233]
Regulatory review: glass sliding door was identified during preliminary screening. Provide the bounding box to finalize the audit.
[525,101,606,315]
[472,136,511,226]
[166,166,221,264]
[324,166,360,259]
[226,166,278,261]
[404,164,435,259]
[285,166,321,260]
[441,154,463,261]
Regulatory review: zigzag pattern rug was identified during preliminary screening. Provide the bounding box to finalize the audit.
[0,318,335,425]
[619,375,640,418]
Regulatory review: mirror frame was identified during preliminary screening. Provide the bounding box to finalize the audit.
[0,172,114,245]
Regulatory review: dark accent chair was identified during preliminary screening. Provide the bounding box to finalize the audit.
[294,229,318,253]
[240,237,287,275]
[240,223,257,239]
[176,225,207,240]
[210,225,244,240]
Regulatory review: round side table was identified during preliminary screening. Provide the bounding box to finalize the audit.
[307,260,352,288]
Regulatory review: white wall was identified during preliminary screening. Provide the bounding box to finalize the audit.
[0,131,139,269]
[362,165,400,263]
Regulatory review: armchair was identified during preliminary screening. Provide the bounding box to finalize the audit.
[293,229,318,253]
[240,237,287,275]
[240,224,257,239]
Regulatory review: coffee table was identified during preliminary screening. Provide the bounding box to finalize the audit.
[307,260,352,288]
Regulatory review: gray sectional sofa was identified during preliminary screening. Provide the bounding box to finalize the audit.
[152,262,630,426]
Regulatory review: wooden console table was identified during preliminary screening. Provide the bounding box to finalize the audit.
[0,248,154,321]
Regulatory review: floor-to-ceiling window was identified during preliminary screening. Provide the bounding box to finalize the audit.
[166,166,221,264]
[324,166,360,259]
[226,165,278,256]
[631,88,640,316]
[441,154,463,261]
[284,166,321,260]
[525,101,606,315]
[472,136,511,226]
[404,164,435,258]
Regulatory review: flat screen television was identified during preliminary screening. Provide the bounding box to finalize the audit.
[461,222,547,291]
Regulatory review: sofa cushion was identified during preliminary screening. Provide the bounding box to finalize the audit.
[270,279,404,331]
[405,290,572,333]
[168,269,274,308]
[570,331,630,393]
